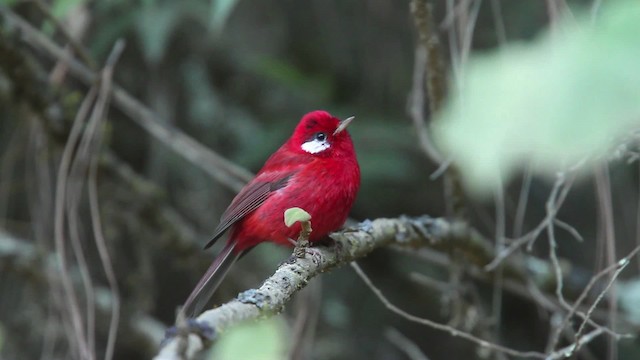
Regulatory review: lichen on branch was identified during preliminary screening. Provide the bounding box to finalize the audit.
[155,216,502,359]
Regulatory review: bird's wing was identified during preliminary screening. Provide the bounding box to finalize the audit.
[204,171,293,249]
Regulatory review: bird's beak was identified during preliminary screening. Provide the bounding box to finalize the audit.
[334,116,355,135]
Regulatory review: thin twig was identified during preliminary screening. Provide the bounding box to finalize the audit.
[486,173,575,271]
[288,280,322,360]
[492,182,506,340]
[407,44,444,163]
[385,328,431,360]
[570,247,638,357]
[30,0,95,69]
[489,0,507,45]
[594,165,618,360]
[458,0,482,75]
[547,328,605,360]
[513,166,533,238]
[1,231,164,358]
[352,262,547,359]
[636,160,640,273]
[66,154,97,359]
[408,0,446,166]
[549,246,638,351]
[61,42,125,360]
[86,39,126,360]
[52,82,98,360]
[554,219,584,242]
[0,8,253,192]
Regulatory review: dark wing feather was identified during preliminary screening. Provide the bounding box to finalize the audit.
[204,173,292,249]
[182,241,240,316]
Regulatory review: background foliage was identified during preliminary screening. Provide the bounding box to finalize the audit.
[1,0,640,359]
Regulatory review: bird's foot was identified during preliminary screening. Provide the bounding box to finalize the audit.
[293,237,310,258]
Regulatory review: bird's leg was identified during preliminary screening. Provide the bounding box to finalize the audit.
[293,220,312,258]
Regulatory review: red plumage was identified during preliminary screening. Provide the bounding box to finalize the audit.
[182,111,360,316]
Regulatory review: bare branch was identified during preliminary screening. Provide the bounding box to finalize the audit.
[86,40,125,360]
[407,45,444,164]
[385,327,431,360]
[52,75,98,360]
[31,0,95,69]
[0,8,253,192]
[351,261,546,359]
[0,231,164,358]
[156,217,482,359]
[410,0,469,219]
[486,173,575,271]
[153,216,629,359]
[594,164,619,360]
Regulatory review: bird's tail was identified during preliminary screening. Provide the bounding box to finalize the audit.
[181,241,240,317]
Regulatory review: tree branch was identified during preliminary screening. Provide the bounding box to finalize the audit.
[0,230,165,358]
[154,216,632,359]
[0,7,253,192]
[409,0,468,219]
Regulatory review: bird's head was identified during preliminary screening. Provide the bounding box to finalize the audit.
[288,111,356,158]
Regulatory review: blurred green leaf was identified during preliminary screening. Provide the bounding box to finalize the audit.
[39,0,86,35]
[619,279,640,325]
[252,57,333,101]
[136,3,181,63]
[210,317,289,360]
[284,207,311,227]
[51,0,85,18]
[183,60,221,124]
[209,0,239,33]
[434,0,640,195]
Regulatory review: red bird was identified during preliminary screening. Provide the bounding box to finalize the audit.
[182,110,360,316]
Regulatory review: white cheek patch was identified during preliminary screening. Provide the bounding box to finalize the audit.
[301,139,330,154]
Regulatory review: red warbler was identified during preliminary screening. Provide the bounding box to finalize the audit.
[182,110,360,316]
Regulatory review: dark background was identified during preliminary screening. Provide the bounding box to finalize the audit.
[1,0,639,359]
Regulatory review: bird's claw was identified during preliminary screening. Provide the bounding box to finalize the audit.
[293,247,307,258]
[293,238,310,258]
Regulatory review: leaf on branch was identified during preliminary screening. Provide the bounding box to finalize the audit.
[619,279,640,326]
[209,317,289,360]
[284,207,311,227]
[434,0,640,195]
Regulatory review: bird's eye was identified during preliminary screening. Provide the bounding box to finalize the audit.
[302,132,330,154]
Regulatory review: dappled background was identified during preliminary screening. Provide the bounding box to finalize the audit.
[1,0,640,359]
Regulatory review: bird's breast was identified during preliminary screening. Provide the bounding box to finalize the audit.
[233,158,359,249]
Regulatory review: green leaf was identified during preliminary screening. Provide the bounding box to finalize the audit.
[209,317,289,360]
[250,57,333,101]
[434,0,640,195]
[51,0,85,19]
[619,279,640,325]
[136,3,181,63]
[209,0,239,34]
[284,207,311,227]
